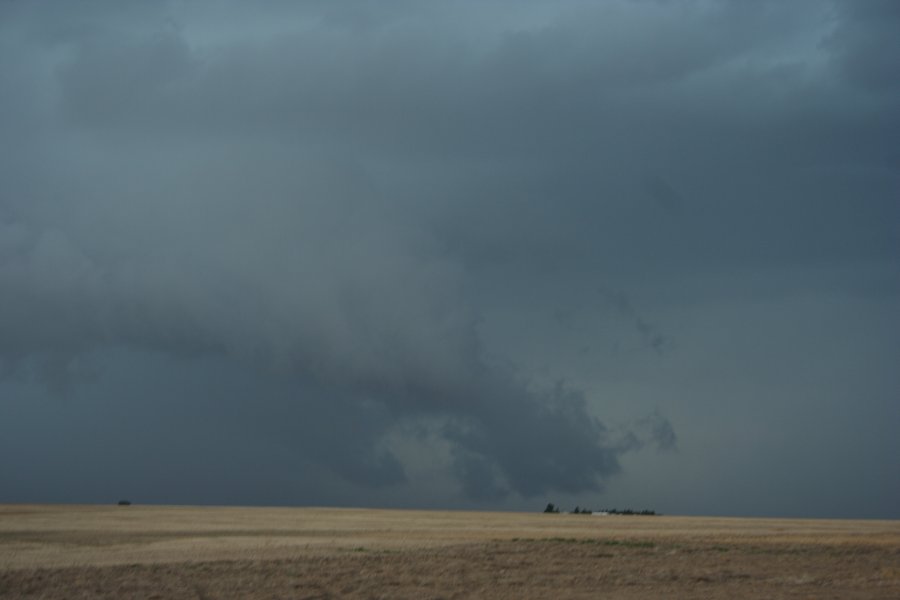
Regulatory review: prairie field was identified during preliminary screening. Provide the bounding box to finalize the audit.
[1,504,898,599]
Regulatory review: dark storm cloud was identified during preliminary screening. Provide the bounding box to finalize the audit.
[0,0,643,500]
[1,0,898,515]
[642,174,685,216]
[637,411,678,453]
[826,0,900,93]
[597,287,668,355]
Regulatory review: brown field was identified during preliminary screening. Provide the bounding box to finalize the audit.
[1,504,898,599]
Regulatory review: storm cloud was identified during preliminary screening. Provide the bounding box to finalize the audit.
[1,0,897,516]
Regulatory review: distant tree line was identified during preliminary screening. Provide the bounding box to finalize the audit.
[544,503,656,516]
[597,508,657,516]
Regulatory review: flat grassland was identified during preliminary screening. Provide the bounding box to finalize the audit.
[1,505,898,598]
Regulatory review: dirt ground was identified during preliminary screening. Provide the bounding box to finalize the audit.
[1,505,898,599]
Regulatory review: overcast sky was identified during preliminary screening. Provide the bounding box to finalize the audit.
[1,0,897,518]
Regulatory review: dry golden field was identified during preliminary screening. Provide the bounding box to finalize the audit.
[1,504,898,598]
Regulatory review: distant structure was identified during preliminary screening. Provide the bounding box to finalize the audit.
[599,508,657,516]
[542,503,657,516]
[117,500,132,506]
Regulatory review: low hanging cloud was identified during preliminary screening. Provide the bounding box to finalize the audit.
[0,2,700,502]
[0,179,638,497]
[0,16,648,496]
[2,0,897,513]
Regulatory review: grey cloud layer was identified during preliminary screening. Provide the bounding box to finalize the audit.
[1,0,897,513]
